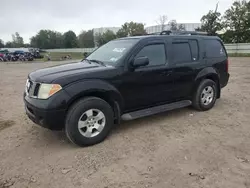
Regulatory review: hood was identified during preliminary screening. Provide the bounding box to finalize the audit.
[29,61,117,85]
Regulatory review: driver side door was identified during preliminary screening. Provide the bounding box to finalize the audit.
[119,39,175,112]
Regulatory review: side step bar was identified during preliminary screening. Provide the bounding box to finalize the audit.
[121,100,192,121]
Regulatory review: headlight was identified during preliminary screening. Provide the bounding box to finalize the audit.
[38,84,62,99]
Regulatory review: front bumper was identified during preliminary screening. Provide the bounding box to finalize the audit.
[24,91,69,130]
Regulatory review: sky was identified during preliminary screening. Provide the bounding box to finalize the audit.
[0,0,235,43]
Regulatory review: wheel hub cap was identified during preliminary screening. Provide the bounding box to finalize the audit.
[78,109,106,138]
[201,86,214,106]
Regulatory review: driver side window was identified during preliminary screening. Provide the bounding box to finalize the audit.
[135,44,166,66]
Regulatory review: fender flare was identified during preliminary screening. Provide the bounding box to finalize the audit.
[194,67,221,98]
[64,79,124,114]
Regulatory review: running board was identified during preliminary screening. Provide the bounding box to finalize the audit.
[121,100,192,121]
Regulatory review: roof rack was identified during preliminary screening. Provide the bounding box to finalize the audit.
[159,30,208,36]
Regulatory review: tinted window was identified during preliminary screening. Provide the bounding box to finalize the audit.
[173,42,192,63]
[135,44,166,66]
[189,40,199,61]
[205,39,226,58]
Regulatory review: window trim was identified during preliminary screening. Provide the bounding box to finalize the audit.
[188,39,200,61]
[134,43,168,68]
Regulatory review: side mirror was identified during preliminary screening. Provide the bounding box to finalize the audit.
[131,56,149,69]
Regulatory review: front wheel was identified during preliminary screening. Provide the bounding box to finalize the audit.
[65,97,114,147]
[192,79,218,111]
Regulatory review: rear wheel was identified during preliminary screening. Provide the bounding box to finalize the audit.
[192,79,217,111]
[65,97,114,147]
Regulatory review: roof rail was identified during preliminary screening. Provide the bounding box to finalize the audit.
[159,30,208,36]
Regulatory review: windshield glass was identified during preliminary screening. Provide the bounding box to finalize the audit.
[87,39,139,65]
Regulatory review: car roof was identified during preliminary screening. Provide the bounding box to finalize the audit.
[117,35,220,41]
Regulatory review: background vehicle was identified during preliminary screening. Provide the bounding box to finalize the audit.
[24,52,34,61]
[24,31,230,147]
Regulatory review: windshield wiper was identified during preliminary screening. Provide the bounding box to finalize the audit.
[89,59,106,67]
[82,58,92,64]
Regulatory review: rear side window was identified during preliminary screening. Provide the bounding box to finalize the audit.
[135,44,166,66]
[173,42,192,63]
[205,39,226,58]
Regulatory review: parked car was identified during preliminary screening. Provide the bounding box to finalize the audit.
[24,52,34,61]
[24,31,230,147]
[0,53,4,61]
[31,51,43,59]
[5,53,17,61]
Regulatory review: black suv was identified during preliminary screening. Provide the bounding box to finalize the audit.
[24,31,230,146]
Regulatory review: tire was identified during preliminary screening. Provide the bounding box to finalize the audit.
[192,79,217,111]
[65,97,114,147]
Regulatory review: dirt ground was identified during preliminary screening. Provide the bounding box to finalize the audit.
[0,58,250,188]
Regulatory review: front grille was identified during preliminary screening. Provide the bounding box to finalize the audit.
[33,83,41,96]
[26,79,40,98]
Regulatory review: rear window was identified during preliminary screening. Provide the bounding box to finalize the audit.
[205,39,226,58]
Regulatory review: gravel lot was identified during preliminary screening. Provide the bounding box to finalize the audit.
[0,58,250,188]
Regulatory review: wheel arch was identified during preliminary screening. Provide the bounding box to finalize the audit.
[194,67,221,98]
[64,80,123,124]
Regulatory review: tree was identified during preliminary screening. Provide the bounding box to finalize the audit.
[5,42,13,48]
[199,3,222,35]
[156,15,168,31]
[12,32,24,47]
[30,30,63,49]
[168,20,186,31]
[169,20,178,31]
[95,30,117,47]
[63,30,78,48]
[0,39,4,48]
[23,43,31,48]
[178,24,186,31]
[78,30,95,48]
[116,22,146,38]
[222,0,250,43]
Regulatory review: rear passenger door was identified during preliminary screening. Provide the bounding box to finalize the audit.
[170,38,204,100]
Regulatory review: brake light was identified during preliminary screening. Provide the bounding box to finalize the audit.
[226,59,229,73]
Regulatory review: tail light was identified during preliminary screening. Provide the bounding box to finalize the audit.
[226,59,229,73]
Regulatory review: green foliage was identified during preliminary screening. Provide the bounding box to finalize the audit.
[168,20,186,31]
[0,39,4,48]
[95,30,117,47]
[222,0,250,43]
[63,30,78,48]
[200,11,222,35]
[228,53,250,57]
[2,32,24,48]
[116,22,146,38]
[78,30,95,48]
[198,1,250,42]
[12,32,24,47]
[30,30,63,49]
[5,42,13,48]
[23,43,31,48]
[178,24,186,31]
[169,20,178,31]
[40,52,83,61]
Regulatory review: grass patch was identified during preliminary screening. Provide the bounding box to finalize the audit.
[40,52,84,61]
[228,53,250,57]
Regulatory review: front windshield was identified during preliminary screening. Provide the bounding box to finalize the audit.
[87,39,139,65]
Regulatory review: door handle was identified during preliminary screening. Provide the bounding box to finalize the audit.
[162,70,173,76]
